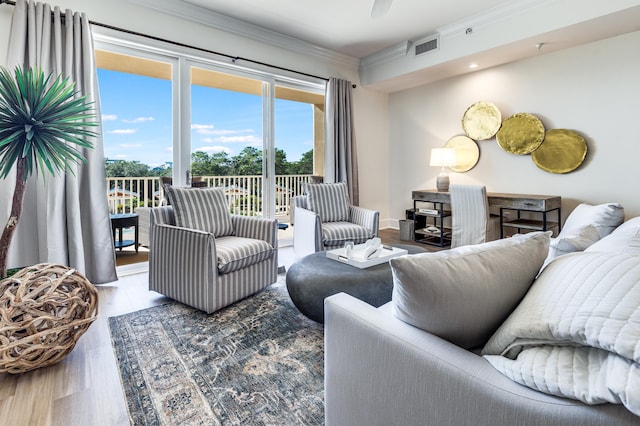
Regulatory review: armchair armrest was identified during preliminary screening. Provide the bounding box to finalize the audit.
[294,206,322,257]
[231,215,278,248]
[350,205,379,237]
[149,223,219,313]
[134,207,151,246]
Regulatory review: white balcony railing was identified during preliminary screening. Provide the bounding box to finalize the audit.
[106,174,313,219]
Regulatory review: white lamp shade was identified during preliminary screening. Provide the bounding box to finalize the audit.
[429,148,457,167]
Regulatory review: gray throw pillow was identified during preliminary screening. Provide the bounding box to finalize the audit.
[305,182,350,222]
[164,185,234,237]
[390,231,551,349]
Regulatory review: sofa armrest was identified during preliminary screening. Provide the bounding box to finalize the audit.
[231,215,277,248]
[349,205,379,237]
[293,206,322,257]
[324,293,636,426]
[149,223,218,313]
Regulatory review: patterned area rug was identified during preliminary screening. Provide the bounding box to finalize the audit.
[108,278,324,425]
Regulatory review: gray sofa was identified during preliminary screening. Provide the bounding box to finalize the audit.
[324,210,640,426]
[324,295,639,426]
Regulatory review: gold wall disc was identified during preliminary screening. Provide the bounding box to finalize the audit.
[461,101,502,140]
[445,135,480,172]
[532,129,587,174]
[496,113,545,154]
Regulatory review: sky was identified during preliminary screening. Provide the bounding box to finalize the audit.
[97,68,315,169]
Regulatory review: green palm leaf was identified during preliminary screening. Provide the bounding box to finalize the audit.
[0,66,97,180]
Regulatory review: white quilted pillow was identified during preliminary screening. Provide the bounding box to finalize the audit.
[586,216,640,255]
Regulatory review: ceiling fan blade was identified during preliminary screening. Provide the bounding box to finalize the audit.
[371,0,392,19]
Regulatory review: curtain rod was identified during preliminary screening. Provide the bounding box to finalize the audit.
[1,0,357,87]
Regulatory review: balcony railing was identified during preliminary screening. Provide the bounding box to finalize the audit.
[106,174,313,219]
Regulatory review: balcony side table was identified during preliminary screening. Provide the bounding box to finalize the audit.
[110,213,139,253]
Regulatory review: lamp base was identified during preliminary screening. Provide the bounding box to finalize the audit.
[436,173,450,192]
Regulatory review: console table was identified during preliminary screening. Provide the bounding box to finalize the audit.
[411,189,561,247]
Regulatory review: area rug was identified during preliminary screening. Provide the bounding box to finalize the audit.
[108,278,324,425]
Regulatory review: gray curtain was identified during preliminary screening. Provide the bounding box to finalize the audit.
[324,77,359,205]
[1,0,117,283]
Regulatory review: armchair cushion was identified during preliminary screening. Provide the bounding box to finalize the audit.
[322,222,374,247]
[305,182,350,222]
[164,185,234,237]
[215,236,275,274]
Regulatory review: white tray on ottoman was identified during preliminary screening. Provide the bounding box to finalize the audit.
[326,244,408,269]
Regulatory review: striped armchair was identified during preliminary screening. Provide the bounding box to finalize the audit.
[293,182,379,258]
[148,205,278,314]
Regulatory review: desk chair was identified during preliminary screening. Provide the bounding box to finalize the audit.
[450,184,500,248]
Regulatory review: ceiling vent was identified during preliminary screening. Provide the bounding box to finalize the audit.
[415,35,439,56]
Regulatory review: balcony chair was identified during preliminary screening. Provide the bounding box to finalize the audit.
[449,184,500,248]
[148,186,278,314]
[293,182,379,258]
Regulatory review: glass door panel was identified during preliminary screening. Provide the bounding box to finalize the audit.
[97,50,174,214]
[190,66,265,217]
[274,84,325,245]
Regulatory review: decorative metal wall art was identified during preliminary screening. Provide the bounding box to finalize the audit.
[495,113,545,155]
[445,135,479,172]
[451,102,587,174]
[461,101,502,140]
[531,129,587,174]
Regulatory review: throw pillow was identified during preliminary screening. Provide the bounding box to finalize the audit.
[586,216,640,255]
[390,231,551,349]
[163,185,234,237]
[305,182,350,222]
[543,224,601,267]
[561,203,624,239]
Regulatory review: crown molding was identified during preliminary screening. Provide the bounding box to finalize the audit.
[128,0,358,69]
[360,40,413,70]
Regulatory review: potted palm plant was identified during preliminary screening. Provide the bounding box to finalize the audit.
[0,66,97,278]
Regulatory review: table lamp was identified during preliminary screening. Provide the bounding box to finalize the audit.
[429,148,456,192]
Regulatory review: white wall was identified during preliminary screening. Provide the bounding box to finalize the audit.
[0,1,391,244]
[389,30,640,226]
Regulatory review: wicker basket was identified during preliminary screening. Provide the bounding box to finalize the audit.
[0,263,98,374]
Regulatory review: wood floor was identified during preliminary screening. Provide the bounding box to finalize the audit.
[0,229,430,426]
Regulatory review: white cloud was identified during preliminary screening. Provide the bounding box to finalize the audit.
[123,116,154,123]
[191,123,254,136]
[109,129,137,135]
[114,154,128,159]
[101,114,117,121]
[217,135,262,144]
[119,143,143,148]
[191,124,214,130]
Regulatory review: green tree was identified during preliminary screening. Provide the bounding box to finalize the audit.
[275,148,289,175]
[0,66,96,277]
[289,149,313,175]
[232,146,262,175]
[191,150,233,176]
[104,159,152,177]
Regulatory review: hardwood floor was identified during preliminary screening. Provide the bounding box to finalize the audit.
[0,229,431,425]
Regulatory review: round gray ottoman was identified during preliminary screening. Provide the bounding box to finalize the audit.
[286,244,426,323]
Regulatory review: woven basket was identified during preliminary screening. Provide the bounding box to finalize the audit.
[0,263,98,374]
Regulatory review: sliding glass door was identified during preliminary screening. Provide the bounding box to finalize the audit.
[95,37,325,247]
